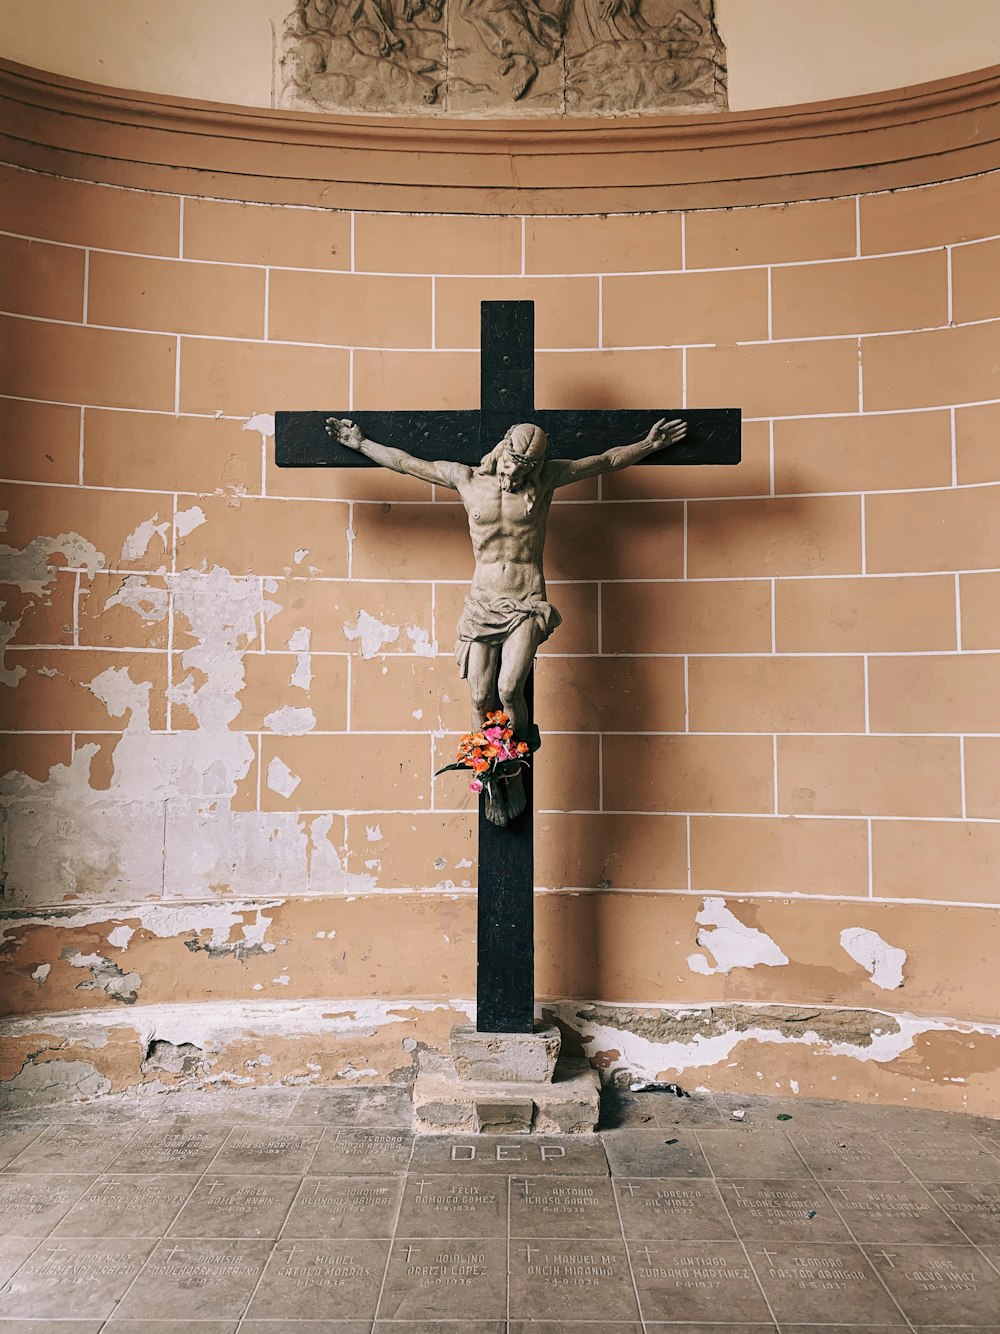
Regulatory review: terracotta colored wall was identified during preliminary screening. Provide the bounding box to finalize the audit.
[3,158,1000,1108]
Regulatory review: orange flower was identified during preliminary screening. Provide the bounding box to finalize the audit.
[502,728,513,740]
[482,744,498,758]
[515,741,529,755]
[473,758,490,773]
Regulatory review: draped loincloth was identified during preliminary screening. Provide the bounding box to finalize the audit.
[455,593,562,678]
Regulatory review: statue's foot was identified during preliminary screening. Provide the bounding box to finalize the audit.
[504,771,526,821]
[498,54,539,100]
[483,783,509,827]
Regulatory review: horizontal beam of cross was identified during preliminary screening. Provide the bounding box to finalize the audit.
[275,408,740,469]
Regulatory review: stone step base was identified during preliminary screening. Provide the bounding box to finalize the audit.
[414,1055,600,1135]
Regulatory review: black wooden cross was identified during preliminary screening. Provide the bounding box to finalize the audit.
[276,301,740,1035]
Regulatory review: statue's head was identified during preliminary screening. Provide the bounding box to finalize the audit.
[479,423,549,492]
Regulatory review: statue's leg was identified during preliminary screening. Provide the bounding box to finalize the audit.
[497,619,545,821]
[465,640,507,826]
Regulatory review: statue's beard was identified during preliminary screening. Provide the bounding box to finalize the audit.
[499,473,518,492]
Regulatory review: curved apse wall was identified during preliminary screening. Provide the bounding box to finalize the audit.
[1,65,999,1113]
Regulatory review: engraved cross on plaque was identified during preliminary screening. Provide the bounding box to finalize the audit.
[276,301,740,1035]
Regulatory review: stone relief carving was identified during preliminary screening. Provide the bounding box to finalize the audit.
[280,0,726,116]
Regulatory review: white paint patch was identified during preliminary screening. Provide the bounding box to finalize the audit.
[242,413,275,438]
[267,757,301,798]
[120,516,169,563]
[174,505,207,538]
[365,824,382,840]
[687,898,789,976]
[272,975,290,986]
[343,609,400,659]
[840,927,907,990]
[31,964,50,985]
[406,625,438,657]
[545,1000,1000,1083]
[66,952,106,969]
[412,709,423,720]
[103,574,169,624]
[293,548,308,565]
[0,532,105,685]
[85,667,152,732]
[107,926,135,950]
[263,706,316,735]
[790,1079,800,1093]
[289,627,313,690]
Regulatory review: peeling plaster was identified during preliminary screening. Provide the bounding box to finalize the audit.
[0,531,104,685]
[242,413,275,439]
[85,666,152,731]
[545,1000,1000,1085]
[104,574,169,623]
[288,626,313,689]
[264,705,316,735]
[406,625,438,656]
[687,898,789,976]
[174,505,207,537]
[841,927,907,990]
[30,964,50,985]
[343,609,400,658]
[107,926,135,950]
[267,756,301,797]
[120,516,169,563]
[63,949,141,1004]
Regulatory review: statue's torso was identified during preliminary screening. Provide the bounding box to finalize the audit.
[458,467,555,602]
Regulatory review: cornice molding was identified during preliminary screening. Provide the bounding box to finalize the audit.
[1,56,999,212]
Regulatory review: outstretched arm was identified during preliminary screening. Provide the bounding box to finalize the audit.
[326,418,470,490]
[550,418,687,487]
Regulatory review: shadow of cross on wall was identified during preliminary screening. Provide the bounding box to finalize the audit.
[275,300,741,1035]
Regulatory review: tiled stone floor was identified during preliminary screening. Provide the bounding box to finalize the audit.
[0,1084,999,1331]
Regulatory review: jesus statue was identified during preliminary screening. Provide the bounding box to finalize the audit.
[327,414,688,825]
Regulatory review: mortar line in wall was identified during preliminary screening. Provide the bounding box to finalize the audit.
[681,346,687,408]
[854,195,862,255]
[72,571,81,647]
[685,814,692,890]
[5,221,1000,276]
[596,580,602,654]
[431,275,436,349]
[949,404,958,486]
[598,273,604,349]
[680,212,687,270]
[21,726,1000,745]
[946,244,954,325]
[258,576,268,653]
[598,732,604,812]
[954,571,963,649]
[683,656,690,732]
[263,268,270,341]
[348,346,355,411]
[77,406,85,486]
[960,734,968,819]
[867,818,874,898]
[15,304,1000,351]
[81,250,90,324]
[178,196,185,259]
[772,734,778,813]
[766,265,773,340]
[7,389,1000,423]
[520,215,526,275]
[857,337,864,412]
[30,882,1000,910]
[173,336,181,415]
[767,418,775,495]
[863,655,870,733]
[350,212,355,272]
[12,471,1000,505]
[682,499,688,578]
[770,577,776,652]
[347,499,355,577]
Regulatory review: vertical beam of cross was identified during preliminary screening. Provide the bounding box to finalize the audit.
[475,302,536,1034]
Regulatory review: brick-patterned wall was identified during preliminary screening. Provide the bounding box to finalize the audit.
[2,160,1000,1063]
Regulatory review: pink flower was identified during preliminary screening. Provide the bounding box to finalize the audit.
[469,779,484,793]
[484,727,503,743]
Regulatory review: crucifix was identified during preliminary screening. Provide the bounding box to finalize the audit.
[276,301,739,1037]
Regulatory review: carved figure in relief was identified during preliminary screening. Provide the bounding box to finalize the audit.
[457,0,564,100]
[282,0,446,110]
[326,415,687,824]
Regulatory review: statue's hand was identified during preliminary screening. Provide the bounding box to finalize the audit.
[645,417,687,450]
[326,417,365,450]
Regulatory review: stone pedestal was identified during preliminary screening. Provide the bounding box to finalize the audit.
[413,1025,600,1134]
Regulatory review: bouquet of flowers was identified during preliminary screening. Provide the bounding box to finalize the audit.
[435,710,540,795]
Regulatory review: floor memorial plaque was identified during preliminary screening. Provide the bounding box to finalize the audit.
[277,300,740,1051]
[282,1175,404,1239]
